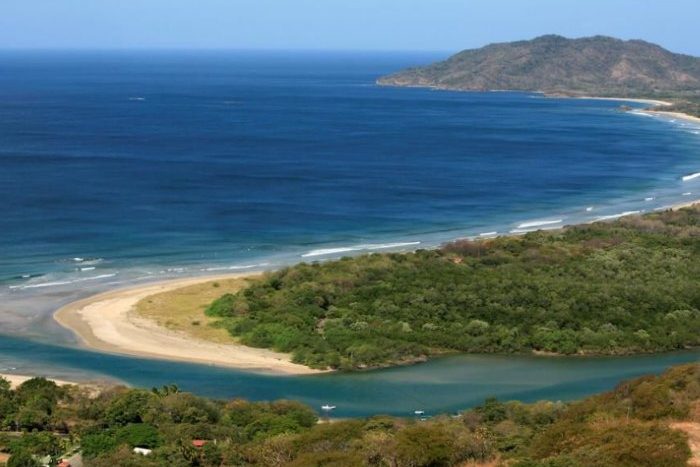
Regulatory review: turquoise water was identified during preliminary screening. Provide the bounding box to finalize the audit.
[0,51,698,415]
[0,335,697,417]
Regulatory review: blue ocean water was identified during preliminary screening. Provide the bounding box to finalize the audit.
[2,51,699,291]
[0,51,698,414]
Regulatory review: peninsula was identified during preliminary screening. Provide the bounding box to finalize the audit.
[378,35,700,117]
[55,206,700,372]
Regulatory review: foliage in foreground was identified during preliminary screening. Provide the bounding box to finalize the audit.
[0,363,697,466]
[206,206,700,369]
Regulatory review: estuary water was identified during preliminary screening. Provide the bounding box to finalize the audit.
[0,51,698,415]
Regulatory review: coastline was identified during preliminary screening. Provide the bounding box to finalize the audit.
[571,95,673,107]
[51,201,699,375]
[53,273,324,376]
[378,82,700,125]
[645,110,700,124]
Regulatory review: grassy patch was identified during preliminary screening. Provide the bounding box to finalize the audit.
[134,277,255,344]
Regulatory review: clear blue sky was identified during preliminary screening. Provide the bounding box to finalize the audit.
[1,0,698,55]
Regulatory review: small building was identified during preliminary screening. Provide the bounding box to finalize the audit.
[57,461,72,467]
[133,447,153,456]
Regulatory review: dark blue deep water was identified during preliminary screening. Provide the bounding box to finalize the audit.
[0,51,698,416]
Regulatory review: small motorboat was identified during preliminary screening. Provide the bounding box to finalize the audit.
[321,405,336,411]
[414,410,425,415]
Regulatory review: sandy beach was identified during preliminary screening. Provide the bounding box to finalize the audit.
[576,96,673,107]
[646,110,700,125]
[0,373,77,388]
[581,97,700,125]
[53,274,323,376]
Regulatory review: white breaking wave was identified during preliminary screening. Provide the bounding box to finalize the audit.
[593,210,640,222]
[200,263,269,272]
[10,273,118,290]
[302,242,420,258]
[79,266,96,271]
[510,225,563,234]
[683,192,693,196]
[516,219,563,229]
[630,110,654,118]
[479,232,498,237]
[70,257,103,265]
[682,172,700,182]
[128,97,146,101]
[644,197,655,201]
[585,206,594,212]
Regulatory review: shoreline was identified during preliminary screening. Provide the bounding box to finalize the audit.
[51,201,699,376]
[0,373,77,388]
[54,273,324,376]
[645,110,700,124]
[379,82,700,125]
[571,95,673,107]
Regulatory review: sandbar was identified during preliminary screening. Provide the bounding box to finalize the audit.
[54,274,323,375]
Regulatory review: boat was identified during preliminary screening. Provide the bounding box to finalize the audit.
[321,405,336,411]
[414,410,425,415]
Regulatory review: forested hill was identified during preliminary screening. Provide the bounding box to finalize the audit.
[206,206,700,370]
[377,35,700,98]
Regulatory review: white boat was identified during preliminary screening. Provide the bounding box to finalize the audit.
[414,410,425,415]
[321,405,336,411]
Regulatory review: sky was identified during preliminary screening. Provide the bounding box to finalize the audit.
[1,0,699,55]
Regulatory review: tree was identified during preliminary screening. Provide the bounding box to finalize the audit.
[395,424,453,467]
[6,450,40,467]
[116,423,161,448]
[105,390,155,425]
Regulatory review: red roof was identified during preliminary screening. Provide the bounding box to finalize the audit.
[58,462,71,467]
[192,440,208,448]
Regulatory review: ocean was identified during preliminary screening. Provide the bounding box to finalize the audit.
[0,51,699,415]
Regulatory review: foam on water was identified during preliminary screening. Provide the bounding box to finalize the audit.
[9,273,118,290]
[629,110,654,118]
[302,242,421,258]
[509,225,564,234]
[200,263,270,272]
[593,210,641,222]
[682,172,700,181]
[516,219,563,229]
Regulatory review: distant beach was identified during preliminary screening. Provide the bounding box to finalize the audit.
[575,96,673,107]
[578,96,700,125]
[646,110,700,125]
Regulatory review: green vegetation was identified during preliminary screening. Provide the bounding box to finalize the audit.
[377,35,700,99]
[205,206,700,370]
[0,364,697,466]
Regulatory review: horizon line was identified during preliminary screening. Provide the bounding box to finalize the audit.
[0,46,454,54]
